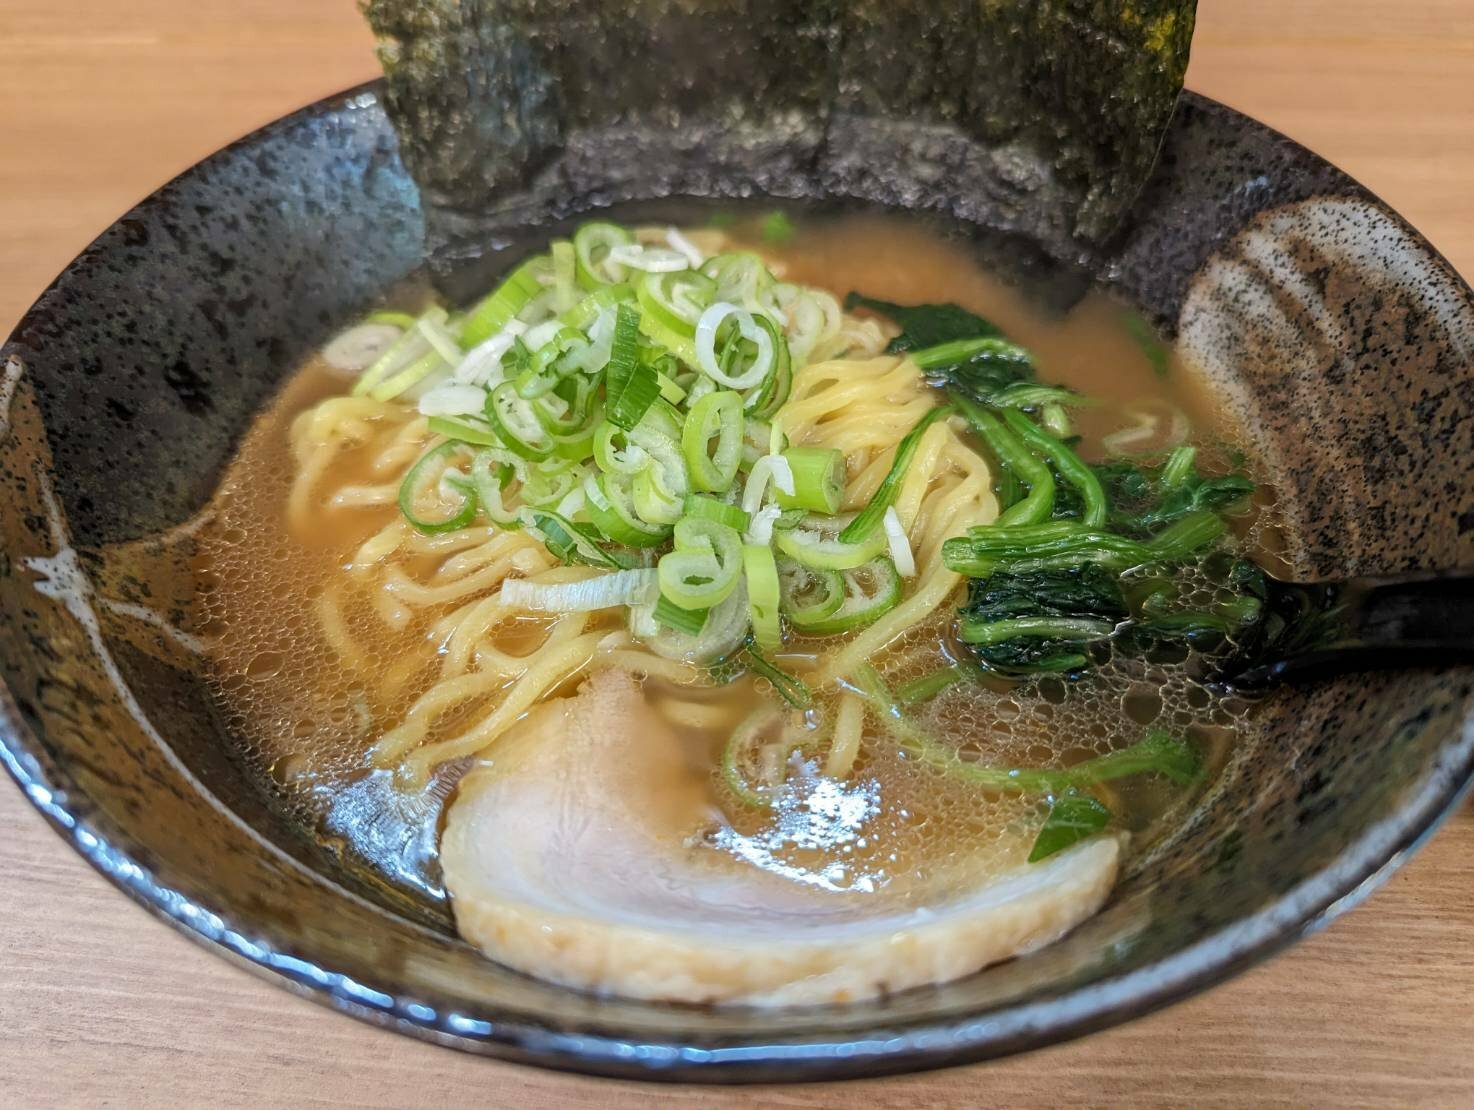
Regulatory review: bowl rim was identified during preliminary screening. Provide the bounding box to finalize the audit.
[3,79,1473,1083]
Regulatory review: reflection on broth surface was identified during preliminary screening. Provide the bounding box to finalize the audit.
[192,206,1273,1002]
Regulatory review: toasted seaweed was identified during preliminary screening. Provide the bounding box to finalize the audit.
[362,0,1194,282]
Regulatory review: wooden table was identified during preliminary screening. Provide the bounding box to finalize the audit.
[2,2,1472,1105]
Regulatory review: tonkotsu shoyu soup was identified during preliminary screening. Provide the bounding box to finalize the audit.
[199,209,1271,1006]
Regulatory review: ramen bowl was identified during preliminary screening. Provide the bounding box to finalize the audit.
[1,82,1472,1081]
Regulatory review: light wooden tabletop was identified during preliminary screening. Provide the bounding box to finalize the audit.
[2,2,1472,1106]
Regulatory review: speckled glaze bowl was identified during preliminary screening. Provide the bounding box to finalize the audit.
[1,83,1472,1082]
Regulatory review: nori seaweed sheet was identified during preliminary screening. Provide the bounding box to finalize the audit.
[362,0,1194,280]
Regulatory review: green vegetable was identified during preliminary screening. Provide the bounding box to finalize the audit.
[842,293,1000,352]
[759,210,795,244]
[427,413,500,446]
[573,222,633,289]
[839,405,953,542]
[743,543,783,652]
[743,641,812,709]
[895,662,971,706]
[485,381,554,459]
[585,473,671,547]
[603,304,659,430]
[658,517,743,610]
[653,593,707,635]
[1029,792,1112,862]
[1123,311,1170,379]
[776,447,845,515]
[999,409,1105,527]
[527,509,630,569]
[398,441,478,534]
[957,565,1126,675]
[682,493,750,531]
[852,664,1201,793]
[953,394,1055,525]
[777,558,845,627]
[462,259,546,348]
[789,556,901,635]
[681,390,745,493]
[636,269,715,337]
[1096,455,1255,534]
[775,513,888,571]
[721,706,800,808]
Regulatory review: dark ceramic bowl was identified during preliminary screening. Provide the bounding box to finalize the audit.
[2,82,1472,1082]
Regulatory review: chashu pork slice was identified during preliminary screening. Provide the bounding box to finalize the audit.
[440,669,1119,1006]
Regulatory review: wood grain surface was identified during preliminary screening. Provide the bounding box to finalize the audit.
[2,2,1472,1106]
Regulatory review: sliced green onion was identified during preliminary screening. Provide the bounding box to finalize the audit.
[721,706,789,808]
[427,414,500,446]
[742,313,792,419]
[787,556,900,635]
[470,451,526,529]
[637,269,716,337]
[519,460,584,509]
[352,306,447,397]
[559,282,635,329]
[839,405,953,542]
[398,441,478,534]
[500,568,657,612]
[593,420,650,476]
[657,517,743,610]
[682,390,745,494]
[775,513,888,571]
[656,370,687,404]
[364,309,418,329]
[775,447,844,514]
[417,316,465,365]
[550,240,577,313]
[683,494,750,531]
[604,304,660,431]
[895,662,971,706]
[630,580,749,664]
[516,325,586,399]
[485,382,553,459]
[777,558,845,627]
[743,641,812,709]
[743,543,783,652]
[462,258,547,348]
[573,222,634,289]
[528,509,628,569]
[637,310,700,368]
[585,473,671,548]
[694,303,775,390]
[632,458,687,525]
[653,593,708,635]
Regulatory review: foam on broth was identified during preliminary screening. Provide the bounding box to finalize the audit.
[190,208,1268,916]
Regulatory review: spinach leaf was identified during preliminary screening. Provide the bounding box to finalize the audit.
[1029,792,1111,862]
[958,565,1126,675]
[843,292,1001,352]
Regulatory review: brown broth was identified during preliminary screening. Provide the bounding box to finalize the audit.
[186,206,1270,914]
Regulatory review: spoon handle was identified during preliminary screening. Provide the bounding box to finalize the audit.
[1227,572,1474,689]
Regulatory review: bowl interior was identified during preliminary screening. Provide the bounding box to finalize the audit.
[1,86,1472,1080]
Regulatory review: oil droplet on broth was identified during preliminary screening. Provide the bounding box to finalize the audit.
[245,650,285,681]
